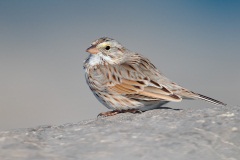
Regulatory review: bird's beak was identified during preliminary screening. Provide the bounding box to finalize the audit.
[86,45,99,54]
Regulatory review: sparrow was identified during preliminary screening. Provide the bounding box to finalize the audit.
[84,37,226,117]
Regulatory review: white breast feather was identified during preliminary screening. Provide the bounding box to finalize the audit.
[87,53,112,66]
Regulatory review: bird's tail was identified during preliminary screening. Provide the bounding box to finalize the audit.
[180,90,227,106]
[195,93,227,106]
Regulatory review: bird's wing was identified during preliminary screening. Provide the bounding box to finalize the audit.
[104,54,182,102]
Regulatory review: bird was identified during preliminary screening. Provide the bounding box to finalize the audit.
[84,37,226,117]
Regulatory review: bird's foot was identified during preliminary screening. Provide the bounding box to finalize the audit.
[97,110,121,117]
[97,109,142,117]
[120,109,142,114]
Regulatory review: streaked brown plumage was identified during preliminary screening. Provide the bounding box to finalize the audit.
[84,37,226,116]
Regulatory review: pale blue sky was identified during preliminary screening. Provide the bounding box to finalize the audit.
[0,0,239,130]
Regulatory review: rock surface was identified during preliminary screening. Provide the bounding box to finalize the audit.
[0,105,240,160]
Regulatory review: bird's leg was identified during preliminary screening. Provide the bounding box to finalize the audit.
[98,109,142,117]
[97,110,121,117]
[121,109,142,114]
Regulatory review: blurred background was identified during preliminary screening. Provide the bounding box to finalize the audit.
[0,0,239,131]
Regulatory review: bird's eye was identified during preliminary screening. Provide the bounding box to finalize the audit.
[105,46,110,50]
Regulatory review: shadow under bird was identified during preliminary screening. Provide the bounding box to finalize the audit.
[84,37,226,116]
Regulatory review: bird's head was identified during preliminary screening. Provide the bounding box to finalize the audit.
[86,37,127,64]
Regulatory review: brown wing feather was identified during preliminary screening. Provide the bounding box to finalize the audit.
[138,91,181,102]
[109,83,140,94]
[109,79,182,102]
[144,86,172,95]
[110,84,135,94]
[105,54,183,102]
